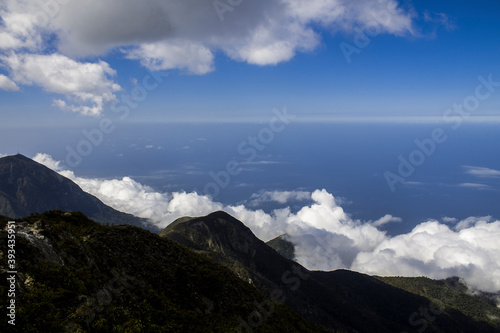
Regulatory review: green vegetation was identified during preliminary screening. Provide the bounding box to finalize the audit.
[2,210,499,332]
[378,276,500,330]
[0,211,325,332]
[161,212,500,333]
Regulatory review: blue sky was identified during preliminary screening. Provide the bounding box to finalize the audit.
[1,0,499,125]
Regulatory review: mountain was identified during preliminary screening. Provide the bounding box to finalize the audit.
[1,210,499,332]
[160,212,304,292]
[266,234,295,261]
[0,211,326,332]
[378,275,500,329]
[162,212,500,333]
[0,154,153,230]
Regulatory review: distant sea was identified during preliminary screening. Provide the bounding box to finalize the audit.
[3,122,500,235]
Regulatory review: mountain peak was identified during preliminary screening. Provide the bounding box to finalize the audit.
[266,234,295,261]
[1,153,41,166]
[206,210,236,219]
[0,154,152,230]
[1,153,36,163]
[160,211,256,254]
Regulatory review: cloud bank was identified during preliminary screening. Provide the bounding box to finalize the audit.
[34,153,500,292]
[0,0,420,114]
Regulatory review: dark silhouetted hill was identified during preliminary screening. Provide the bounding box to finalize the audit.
[0,211,325,332]
[0,154,153,230]
[162,211,500,333]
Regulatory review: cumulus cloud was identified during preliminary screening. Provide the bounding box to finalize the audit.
[455,216,493,231]
[34,153,65,172]
[1,53,121,115]
[442,216,458,224]
[352,218,500,292]
[34,153,222,224]
[0,0,43,51]
[372,214,402,227]
[125,40,215,75]
[34,153,500,292]
[0,0,422,114]
[0,73,19,91]
[285,0,415,34]
[47,0,416,60]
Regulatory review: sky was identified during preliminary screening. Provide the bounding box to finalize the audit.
[0,0,499,124]
[2,1,500,292]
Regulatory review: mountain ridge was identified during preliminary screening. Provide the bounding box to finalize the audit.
[0,211,325,332]
[1,155,499,332]
[0,154,154,230]
[1,209,499,332]
[161,211,500,332]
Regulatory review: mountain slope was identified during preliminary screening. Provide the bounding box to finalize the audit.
[266,234,295,261]
[378,276,500,330]
[0,211,326,333]
[161,211,500,333]
[160,212,307,293]
[0,154,152,230]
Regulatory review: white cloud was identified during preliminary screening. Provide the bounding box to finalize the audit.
[33,153,65,172]
[0,74,19,91]
[372,214,402,227]
[35,153,221,224]
[0,0,420,114]
[455,216,493,231]
[34,153,500,292]
[221,21,320,66]
[352,218,500,292]
[464,166,500,178]
[458,183,492,190]
[125,40,215,75]
[442,216,457,224]
[248,190,311,206]
[1,53,121,116]
[0,1,44,51]
[285,0,415,34]
[45,0,416,60]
